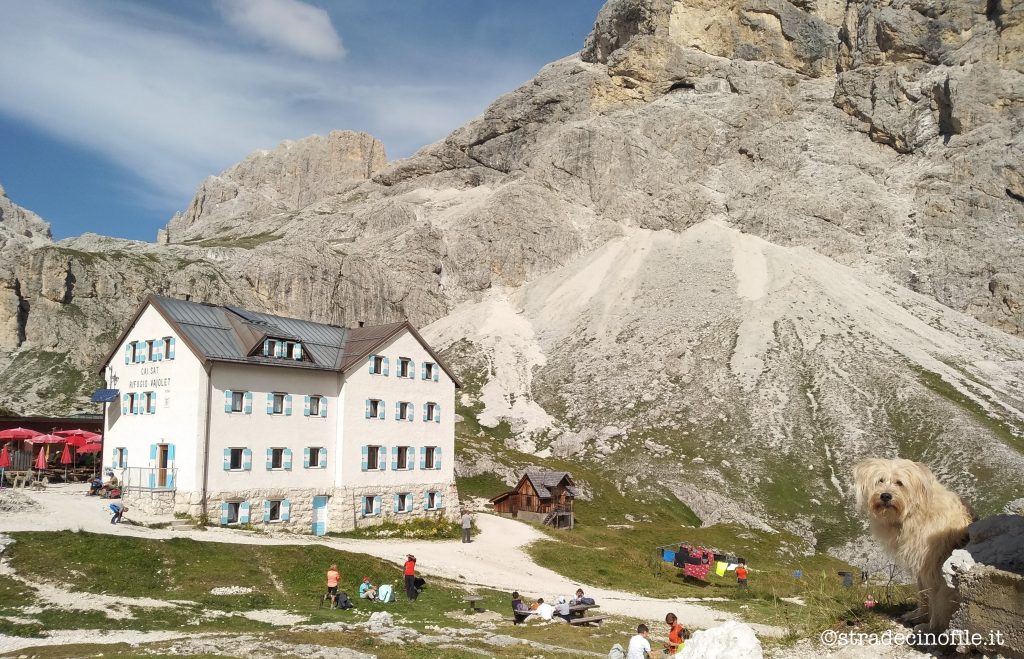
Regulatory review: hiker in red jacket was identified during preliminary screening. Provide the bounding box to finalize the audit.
[403,554,418,601]
[736,562,749,589]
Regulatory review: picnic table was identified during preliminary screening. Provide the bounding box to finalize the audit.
[463,595,483,613]
[569,603,600,616]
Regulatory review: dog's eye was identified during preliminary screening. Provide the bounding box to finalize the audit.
[878,478,885,484]
[895,480,903,487]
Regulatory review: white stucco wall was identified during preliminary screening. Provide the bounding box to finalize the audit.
[103,305,206,491]
[206,362,340,494]
[338,330,456,494]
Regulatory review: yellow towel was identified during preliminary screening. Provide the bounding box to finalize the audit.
[715,561,727,577]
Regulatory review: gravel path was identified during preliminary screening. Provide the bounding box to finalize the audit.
[0,484,781,635]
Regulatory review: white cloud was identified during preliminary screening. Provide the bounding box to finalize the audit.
[0,1,538,216]
[216,0,345,61]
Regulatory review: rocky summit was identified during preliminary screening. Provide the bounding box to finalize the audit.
[1,0,1022,554]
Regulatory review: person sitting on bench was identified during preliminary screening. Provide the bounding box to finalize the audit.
[570,588,596,606]
[511,591,531,624]
[87,476,103,496]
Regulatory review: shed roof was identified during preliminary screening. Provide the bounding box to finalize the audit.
[523,471,578,499]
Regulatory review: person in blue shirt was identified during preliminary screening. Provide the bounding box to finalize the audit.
[359,576,378,601]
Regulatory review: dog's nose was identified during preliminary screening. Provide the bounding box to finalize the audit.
[880,492,893,503]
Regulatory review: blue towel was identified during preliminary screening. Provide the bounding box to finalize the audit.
[662,549,676,563]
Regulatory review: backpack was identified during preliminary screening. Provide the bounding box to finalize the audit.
[335,591,353,609]
[378,584,394,603]
[579,597,596,606]
[608,643,625,659]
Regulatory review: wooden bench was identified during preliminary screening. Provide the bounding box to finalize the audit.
[508,611,536,625]
[569,615,607,627]
[463,595,483,613]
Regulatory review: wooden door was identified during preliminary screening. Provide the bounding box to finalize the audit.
[157,444,169,487]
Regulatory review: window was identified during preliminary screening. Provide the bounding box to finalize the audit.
[308,447,321,468]
[147,340,155,361]
[227,501,240,524]
[425,402,437,422]
[397,446,410,470]
[367,445,382,470]
[398,402,412,421]
[425,446,437,470]
[229,448,244,470]
[285,342,295,359]
[267,500,282,522]
[231,391,244,413]
[397,493,412,513]
[113,447,127,469]
[267,339,278,357]
[163,337,173,358]
[363,496,377,516]
[130,341,139,363]
[398,357,412,378]
[270,448,285,470]
[272,393,285,415]
[427,491,437,510]
[309,396,321,416]
[424,362,436,380]
[145,391,156,414]
[370,355,385,375]
[368,399,382,418]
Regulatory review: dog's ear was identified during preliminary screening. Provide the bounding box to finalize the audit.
[852,460,881,508]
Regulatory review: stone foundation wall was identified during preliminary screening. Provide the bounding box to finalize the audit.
[127,481,459,533]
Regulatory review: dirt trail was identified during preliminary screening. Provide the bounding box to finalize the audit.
[0,485,781,634]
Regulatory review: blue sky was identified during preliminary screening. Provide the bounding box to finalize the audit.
[0,0,605,241]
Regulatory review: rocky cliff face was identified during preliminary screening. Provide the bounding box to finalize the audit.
[1,0,1022,551]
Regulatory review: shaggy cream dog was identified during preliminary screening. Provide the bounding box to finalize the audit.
[853,458,975,633]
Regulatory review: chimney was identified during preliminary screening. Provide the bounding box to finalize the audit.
[358,320,365,328]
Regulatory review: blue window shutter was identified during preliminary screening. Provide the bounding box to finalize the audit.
[435,404,441,423]
[150,391,157,414]
[149,444,157,460]
[421,362,426,379]
[122,394,129,415]
[437,492,443,509]
[167,444,175,461]
[223,448,230,470]
[304,395,310,417]
[266,448,273,470]
[408,449,416,471]
[275,341,284,358]
[262,340,269,357]
[284,448,293,470]
[423,492,429,510]
[320,399,328,418]
[391,446,398,471]
[420,447,426,470]
[433,366,439,382]
[373,496,381,516]
[244,392,252,414]
[408,360,415,379]
[435,447,442,470]
[281,499,291,521]
[285,394,293,416]
[240,501,250,524]
[263,501,271,523]
[319,448,327,468]
[382,357,389,377]
[378,401,385,420]
[394,401,400,421]
[408,403,414,423]
[148,472,156,488]
[124,344,131,365]
[243,448,252,471]
[423,404,429,422]
[393,494,400,513]
[154,342,162,361]
[266,393,273,415]
[224,390,233,413]
[167,338,175,360]
[219,502,229,526]
[294,343,302,361]
[364,400,371,419]
[138,344,146,363]
[368,355,374,373]
[360,446,368,472]
[379,446,387,471]
[303,447,310,468]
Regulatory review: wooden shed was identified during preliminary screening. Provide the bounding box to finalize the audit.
[490,471,577,528]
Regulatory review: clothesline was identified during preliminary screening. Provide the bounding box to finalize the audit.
[653,541,746,579]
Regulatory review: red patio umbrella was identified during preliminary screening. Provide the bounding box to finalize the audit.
[54,429,101,442]
[27,434,66,444]
[0,444,9,488]
[77,443,102,454]
[33,447,47,482]
[0,427,42,441]
[59,444,73,481]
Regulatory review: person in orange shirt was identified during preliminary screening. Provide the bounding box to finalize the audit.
[326,563,341,608]
[736,562,749,590]
[664,612,690,654]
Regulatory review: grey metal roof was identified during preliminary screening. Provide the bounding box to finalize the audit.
[524,471,577,499]
[153,296,348,371]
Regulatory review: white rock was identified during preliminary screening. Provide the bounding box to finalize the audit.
[678,621,762,658]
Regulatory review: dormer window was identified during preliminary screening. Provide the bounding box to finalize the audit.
[262,338,303,361]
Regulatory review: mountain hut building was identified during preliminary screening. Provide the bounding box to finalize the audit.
[490,470,577,529]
